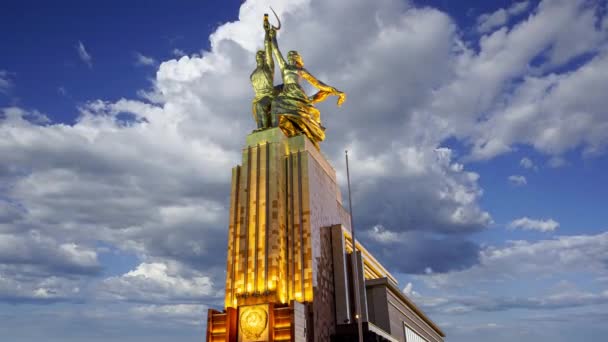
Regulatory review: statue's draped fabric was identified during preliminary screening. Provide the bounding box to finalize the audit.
[272,78,325,148]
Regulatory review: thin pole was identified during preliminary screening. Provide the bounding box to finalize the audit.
[345,150,364,342]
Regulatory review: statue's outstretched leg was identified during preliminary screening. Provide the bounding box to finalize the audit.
[264,110,272,128]
[260,97,272,129]
[254,102,265,130]
[271,112,280,127]
[254,97,273,130]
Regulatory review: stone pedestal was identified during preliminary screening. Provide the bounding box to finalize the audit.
[200,7,452,338]
[209,128,350,342]
[205,129,446,342]
[224,128,350,308]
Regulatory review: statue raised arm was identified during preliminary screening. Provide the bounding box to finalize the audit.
[263,13,274,75]
[268,24,346,149]
[249,13,278,130]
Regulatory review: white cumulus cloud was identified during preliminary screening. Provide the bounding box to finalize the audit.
[477,1,530,33]
[172,48,186,57]
[508,175,527,186]
[431,0,608,161]
[76,41,92,68]
[100,262,218,303]
[508,217,559,232]
[0,70,12,94]
[519,157,536,170]
[135,52,156,66]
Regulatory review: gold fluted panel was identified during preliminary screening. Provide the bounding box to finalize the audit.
[224,129,317,308]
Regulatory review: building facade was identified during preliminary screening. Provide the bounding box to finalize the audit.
[206,128,445,342]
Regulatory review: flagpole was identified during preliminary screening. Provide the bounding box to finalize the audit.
[345,150,363,342]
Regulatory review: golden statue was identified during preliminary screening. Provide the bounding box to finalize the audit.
[250,14,277,130]
[256,11,345,149]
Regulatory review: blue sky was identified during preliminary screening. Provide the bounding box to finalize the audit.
[1,1,608,341]
[0,0,241,122]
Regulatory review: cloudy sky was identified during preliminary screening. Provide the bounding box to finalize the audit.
[1,0,607,341]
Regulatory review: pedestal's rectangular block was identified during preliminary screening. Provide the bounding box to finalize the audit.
[224,129,348,310]
[208,129,445,342]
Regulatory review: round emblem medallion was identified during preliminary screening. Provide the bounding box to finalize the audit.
[240,306,268,340]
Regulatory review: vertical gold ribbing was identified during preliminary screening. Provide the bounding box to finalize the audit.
[267,141,281,297]
[284,155,290,302]
[224,131,329,305]
[300,155,313,301]
[264,142,270,292]
[297,151,305,301]
[248,146,259,293]
[271,141,284,299]
[289,153,296,300]
[256,143,267,293]
[224,166,240,308]
[243,147,252,293]
[233,167,240,306]
[233,166,241,306]
[236,155,247,301]
[291,152,301,301]
[254,144,260,293]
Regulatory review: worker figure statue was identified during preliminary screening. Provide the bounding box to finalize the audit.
[250,14,276,130]
[265,12,346,149]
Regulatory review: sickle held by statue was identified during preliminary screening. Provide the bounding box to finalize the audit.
[269,7,281,30]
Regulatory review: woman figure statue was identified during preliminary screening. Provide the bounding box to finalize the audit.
[268,27,346,149]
